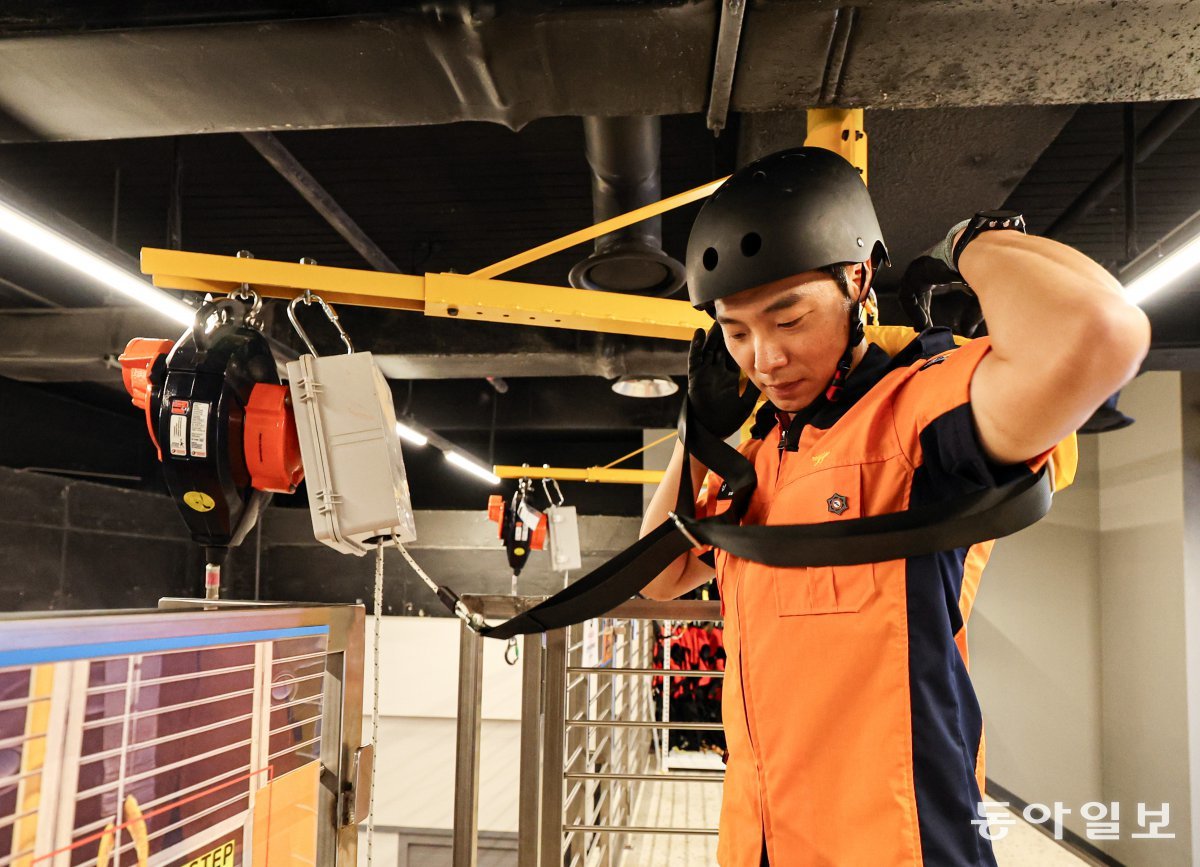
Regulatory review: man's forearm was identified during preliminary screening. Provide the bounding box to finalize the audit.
[639,440,710,600]
[641,440,707,538]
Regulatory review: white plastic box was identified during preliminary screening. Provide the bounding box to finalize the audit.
[287,351,417,555]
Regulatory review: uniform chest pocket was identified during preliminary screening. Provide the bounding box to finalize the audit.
[768,463,877,616]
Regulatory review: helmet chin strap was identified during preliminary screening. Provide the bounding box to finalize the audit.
[823,275,871,404]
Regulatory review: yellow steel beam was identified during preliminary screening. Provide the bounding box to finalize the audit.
[424,272,709,341]
[493,465,665,485]
[142,249,710,341]
[142,248,426,310]
[805,108,868,184]
[470,178,727,280]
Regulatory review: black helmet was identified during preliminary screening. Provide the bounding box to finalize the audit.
[686,147,889,309]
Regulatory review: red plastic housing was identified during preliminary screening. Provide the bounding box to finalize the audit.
[530,513,548,550]
[244,383,304,494]
[487,495,505,535]
[117,337,174,460]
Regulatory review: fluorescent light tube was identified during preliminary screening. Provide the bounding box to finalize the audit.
[395,421,428,447]
[0,199,194,326]
[1123,231,1200,305]
[444,450,501,485]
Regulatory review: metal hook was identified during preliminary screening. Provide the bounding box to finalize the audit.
[541,470,565,508]
[287,288,355,357]
[504,637,520,665]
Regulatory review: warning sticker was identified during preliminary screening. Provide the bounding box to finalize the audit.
[171,399,190,415]
[183,491,216,512]
[169,414,188,457]
[179,838,237,867]
[190,402,210,458]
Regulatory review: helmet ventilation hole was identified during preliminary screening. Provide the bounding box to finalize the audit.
[702,247,719,271]
[740,233,762,257]
[752,170,766,181]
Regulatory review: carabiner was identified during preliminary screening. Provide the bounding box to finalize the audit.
[504,637,520,665]
[541,471,565,508]
[287,288,355,356]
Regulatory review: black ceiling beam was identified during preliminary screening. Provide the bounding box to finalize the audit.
[1045,100,1200,240]
[0,375,158,483]
[242,132,400,273]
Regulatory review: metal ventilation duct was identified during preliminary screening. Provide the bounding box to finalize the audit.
[569,116,685,296]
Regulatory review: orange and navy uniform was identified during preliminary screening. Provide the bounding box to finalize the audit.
[695,328,1072,867]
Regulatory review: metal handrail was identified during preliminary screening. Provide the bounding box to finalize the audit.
[564,824,719,836]
[566,772,722,783]
[452,595,725,867]
[569,666,724,678]
[568,719,723,730]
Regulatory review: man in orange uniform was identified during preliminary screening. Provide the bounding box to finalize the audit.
[641,148,1150,866]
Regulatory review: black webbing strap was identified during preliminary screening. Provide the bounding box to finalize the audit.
[479,519,693,640]
[678,467,1051,567]
[446,396,1053,639]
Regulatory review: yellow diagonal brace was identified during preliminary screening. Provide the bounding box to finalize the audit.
[470,177,727,280]
[142,248,426,311]
[425,273,709,341]
[493,465,665,485]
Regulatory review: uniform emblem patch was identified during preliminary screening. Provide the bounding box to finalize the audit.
[826,493,849,515]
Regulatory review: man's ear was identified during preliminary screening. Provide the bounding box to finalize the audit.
[849,262,874,301]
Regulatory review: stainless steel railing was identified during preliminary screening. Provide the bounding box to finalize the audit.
[452,596,725,867]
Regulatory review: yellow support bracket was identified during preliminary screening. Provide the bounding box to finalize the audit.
[425,272,709,341]
[493,465,665,485]
[805,108,868,184]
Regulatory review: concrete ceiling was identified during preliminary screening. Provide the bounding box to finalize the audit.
[0,1,1197,140]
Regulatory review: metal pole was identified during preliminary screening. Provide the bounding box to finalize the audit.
[706,0,748,133]
[518,633,544,867]
[452,622,484,867]
[539,628,567,867]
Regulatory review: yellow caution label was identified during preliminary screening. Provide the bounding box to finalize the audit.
[182,840,235,867]
[184,491,216,512]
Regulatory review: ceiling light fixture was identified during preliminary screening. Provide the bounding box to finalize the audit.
[611,375,679,399]
[395,421,429,447]
[1121,209,1200,305]
[0,199,194,326]
[444,450,501,485]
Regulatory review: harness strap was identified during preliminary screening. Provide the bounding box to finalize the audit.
[446,393,1053,639]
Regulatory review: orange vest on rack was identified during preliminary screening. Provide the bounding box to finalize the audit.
[697,329,1075,867]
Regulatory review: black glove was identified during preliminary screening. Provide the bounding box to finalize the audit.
[899,219,976,333]
[687,325,760,439]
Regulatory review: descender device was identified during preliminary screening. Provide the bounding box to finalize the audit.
[119,296,303,598]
